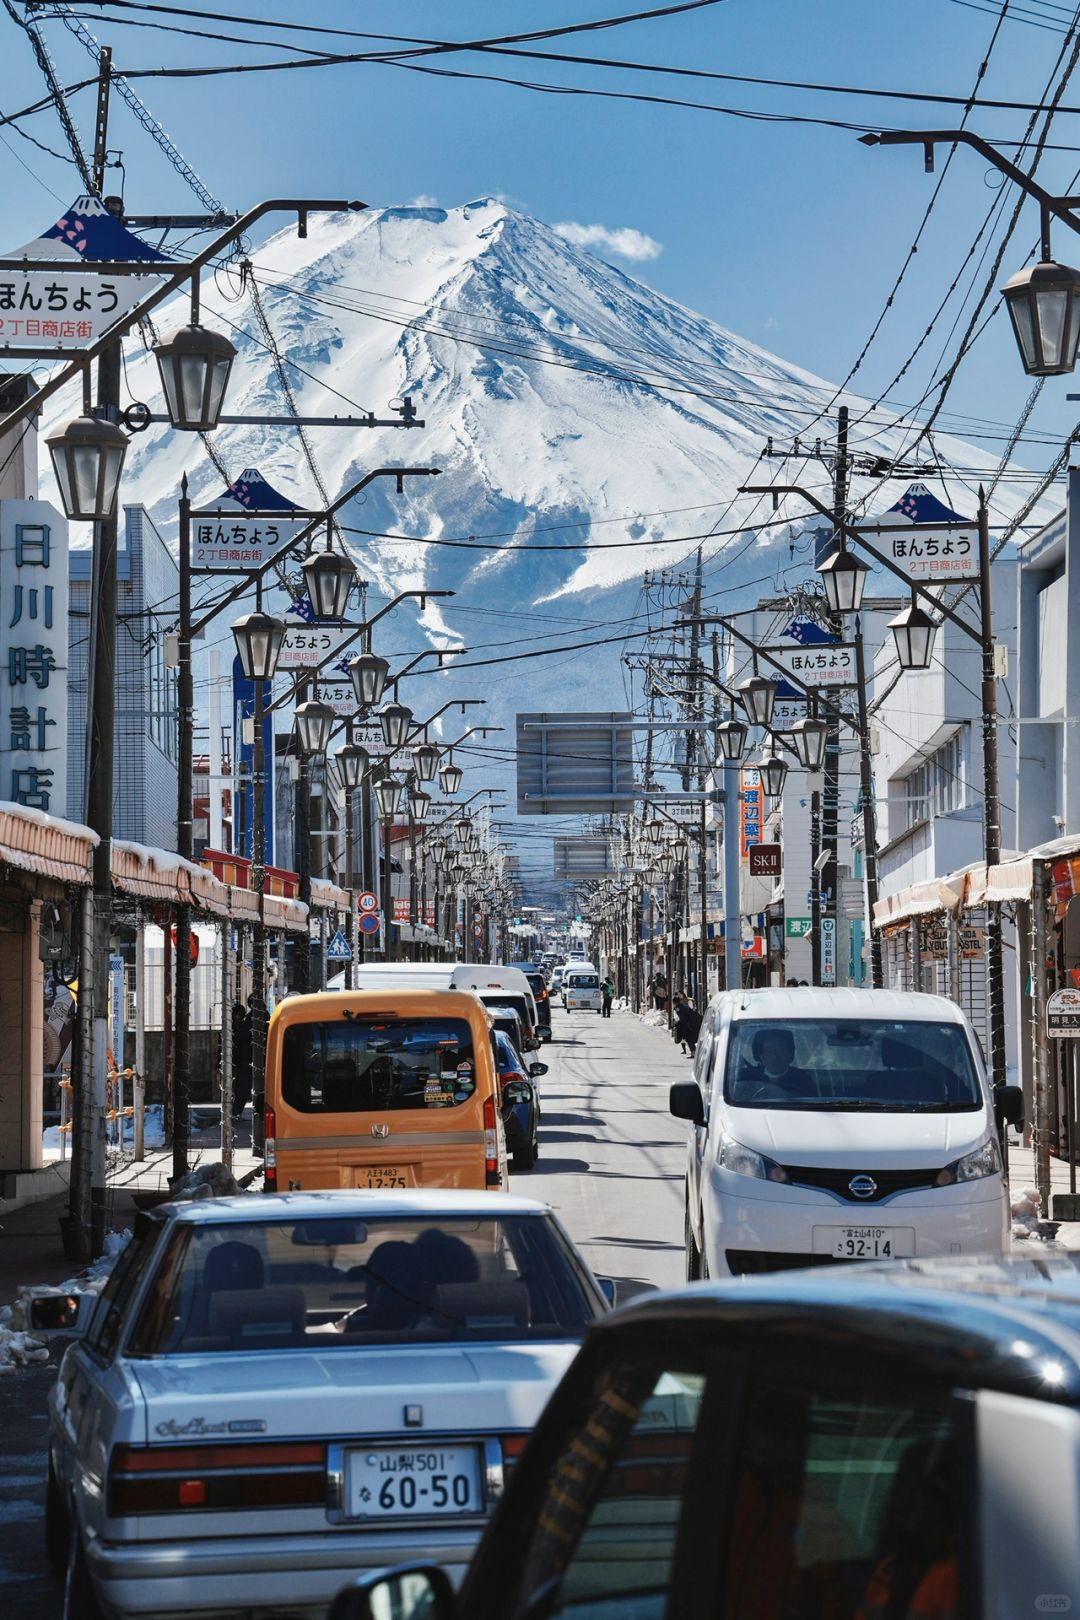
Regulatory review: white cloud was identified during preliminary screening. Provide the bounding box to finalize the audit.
[552,220,663,263]
[409,193,439,207]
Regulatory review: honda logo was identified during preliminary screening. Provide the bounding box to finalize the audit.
[371,1123,390,1140]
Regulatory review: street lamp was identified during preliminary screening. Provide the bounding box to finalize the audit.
[295,698,336,756]
[410,788,432,824]
[374,775,406,820]
[790,713,828,772]
[1002,260,1080,378]
[818,543,870,616]
[758,743,788,799]
[715,716,748,763]
[439,759,463,795]
[738,672,776,728]
[645,817,664,846]
[231,609,286,681]
[302,548,356,621]
[348,651,390,709]
[379,701,414,749]
[889,598,938,671]
[153,324,237,431]
[455,816,472,844]
[335,742,369,792]
[412,741,441,782]
[46,414,128,521]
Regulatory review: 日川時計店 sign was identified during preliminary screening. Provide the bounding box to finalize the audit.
[0,502,68,817]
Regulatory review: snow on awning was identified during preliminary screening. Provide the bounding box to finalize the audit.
[0,803,97,886]
[310,877,350,911]
[872,871,968,927]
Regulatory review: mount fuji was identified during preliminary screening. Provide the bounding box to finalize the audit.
[37,197,1054,869]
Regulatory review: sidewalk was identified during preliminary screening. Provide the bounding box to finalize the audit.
[0,1113,263,1302]
[1008,1137,1080,1248]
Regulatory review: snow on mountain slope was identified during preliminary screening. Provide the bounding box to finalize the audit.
[43,196,1051,616]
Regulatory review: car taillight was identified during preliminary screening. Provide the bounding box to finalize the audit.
[108,1441,326,1515]
[483,1095,501,1186]
[502,1433,528,1471]
[264,1106,276,1191]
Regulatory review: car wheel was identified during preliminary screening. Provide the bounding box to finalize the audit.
[685,1203,702,1282]
[44,1460,69,1578]
[69,1533,106,1620]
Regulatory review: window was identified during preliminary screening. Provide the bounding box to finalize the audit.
[516,1365,707,1619]
[722,1019,982,1111]
[127,1215,600,1355]
[281,1016,476,1113]
[89,1214,163,1360]
[899,731,966,832]
[723,1373,967,1620]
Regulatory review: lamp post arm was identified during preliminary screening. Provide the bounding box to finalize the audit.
[0,198,367,437]
[740,482,982,644]
[861,128,1080,255]
[402,698,485,748]
[191,476,443,638]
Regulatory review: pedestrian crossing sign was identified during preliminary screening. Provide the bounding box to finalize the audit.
[325,929,352,961]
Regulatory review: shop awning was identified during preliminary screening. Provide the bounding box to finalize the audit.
[0,804,98,886]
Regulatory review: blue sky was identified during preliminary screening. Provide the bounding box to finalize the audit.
[1,1,1078,469]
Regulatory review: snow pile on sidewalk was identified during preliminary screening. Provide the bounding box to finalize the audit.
[639,1010,668,1029]
[0,1229,131,1376]
[1011,1185,1067,1247]
[168,1162,246,1201]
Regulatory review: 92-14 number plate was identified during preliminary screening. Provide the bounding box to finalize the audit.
[812,1226,915,1260]
[347,1444,483,1519]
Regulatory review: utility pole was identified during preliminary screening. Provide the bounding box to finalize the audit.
[73,49,120,1255]
[820,405,849,989]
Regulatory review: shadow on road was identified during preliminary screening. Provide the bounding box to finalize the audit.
[528,1157,592,1174]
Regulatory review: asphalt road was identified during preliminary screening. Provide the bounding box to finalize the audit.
[0,1005,688,1617]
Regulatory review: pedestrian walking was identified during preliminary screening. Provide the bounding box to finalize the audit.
[601,975,615,1017]
[672,991,703,1057]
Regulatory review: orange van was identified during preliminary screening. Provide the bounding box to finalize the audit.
[262,988,508,1193]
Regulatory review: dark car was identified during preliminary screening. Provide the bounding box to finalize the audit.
[477,992,539,1051]
[486,1003,530,1058]
[330,1253,1080,1619]
[494,1030,544,1171]
[523,972,553,1042]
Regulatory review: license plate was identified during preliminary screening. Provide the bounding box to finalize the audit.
[812,1226,915,1260]
[363,1165,408,1188]
[346,1444,484,1518]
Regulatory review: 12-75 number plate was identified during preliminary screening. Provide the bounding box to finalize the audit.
[347,1444,483,1518]
[812,1226,915,1260]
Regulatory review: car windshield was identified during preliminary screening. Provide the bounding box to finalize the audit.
[127,1215,599,1354]
[569,975,599,990]
[723,1019,983,1111]
[281,1016,476,1113]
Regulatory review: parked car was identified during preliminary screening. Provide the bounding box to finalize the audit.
[329,1253,1080,1620]
[46,1191,612,1620]
[522,972,553,1042]
[549,966,565,998]
[670,986,1023,1278]
[450,966,540,1050]
[493,1030,544,1171]
[563,967,603,1014]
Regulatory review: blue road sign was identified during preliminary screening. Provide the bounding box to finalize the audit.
[325,929,352,961]
[358,913,381,936]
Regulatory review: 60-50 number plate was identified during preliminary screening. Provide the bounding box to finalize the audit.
[347,1444,483,1519]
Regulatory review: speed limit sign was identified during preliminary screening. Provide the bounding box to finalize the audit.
[358,891,378,914]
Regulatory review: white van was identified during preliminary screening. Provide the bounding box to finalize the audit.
[671,987,1023,1279]
[563,965,603,1014]
[450,964,540,1049]
[343,963,456,992]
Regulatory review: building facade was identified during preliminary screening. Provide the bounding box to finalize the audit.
[66,505,179,846]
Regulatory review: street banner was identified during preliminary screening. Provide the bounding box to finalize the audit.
[821,917,837,985]
[232,656,274,864]
[192,469,306,571]
[740,767,763,853]
[279,620,358,671]
[0,196,168,352]
[760,642,857,689]
[870,484,979,584]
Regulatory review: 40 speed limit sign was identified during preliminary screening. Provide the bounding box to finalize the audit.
[357,891,378,914]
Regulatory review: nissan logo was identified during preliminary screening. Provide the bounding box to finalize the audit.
[849,1175,878,1200]
[371,1123,390,1140]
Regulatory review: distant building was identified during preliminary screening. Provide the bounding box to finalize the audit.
[66,505,178,847]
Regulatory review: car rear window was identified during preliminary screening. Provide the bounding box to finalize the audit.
[723,1019,983,1111]
[480,993,532,1029]
[568,975,599,990]
[281,1016,477,1113]
[127,1215,601,1354]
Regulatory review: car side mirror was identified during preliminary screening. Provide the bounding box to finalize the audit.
[669,1080,705,1126]
[27,1292,90,1334]
[997,1083,1024,1128]
[503,1079,534,1106]
[529,1062,548,1078]
[598,1277,617,1308]
[329,1565,456,1620]
[526,1037,540,1051]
